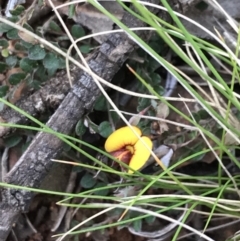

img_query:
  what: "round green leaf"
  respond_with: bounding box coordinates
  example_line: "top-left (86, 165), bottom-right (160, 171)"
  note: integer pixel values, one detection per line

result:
top-left (93, 182), bottom-right (109, 196)
top-left (1, 49), bottom-right (9, 57)
top-left (144, 215), bottom-right (156, 224)
top-left (94, 95), bottom-right (108, 111)
top-left (0, 23), bottom-right (14, 33)
top-left (4, 135), bottom-right (22, 148)
top-left (6, 28), bottom-right (19, 39)
top-left (28, 45), bottom-right (46, 60)
top-left (71, 24), bottom-right (85, 39)
top-left (132, 219), bottom-right (142, 232)
top-left (8, 72), bottom-right (27, 85)
top-left (0, 38), bottom-right (9, 48)
top-left (47, 67), bottom-right (57, 77)
top-left (75, 119), bottom-right (87, 137)
top-left (79, 45), bottom-right (91, 54)
top-left (5, 56), bottom-right (18, 67)
top-left (23, 23), bottom-right (34, 32)
top-left (20, 40), bottom-right (33, 49)
top-left (0, 62), bottom-right (8, 73)
top-left (98, 121), bottom-right (112, 138)
top-left (0, 85), bottom-right (9, 97)
top-left (150, 72), bottom-right (161, 85)
top-left (34, 65), bottom-right (47, 82)
top-left (15, 42), bottom-right (28, 51)
top-left (49, 21), bottom-right (62, 33)
top-left (80, 173), bottom-right (97, 189)
top-left (43, 53), bottom-right (60, 69)
top-left (20, 58), bottom-right (38, 72)
top-left (10, 5), bottom-right (25, 16)
top-left (57, 57), bottom-right (66, 69)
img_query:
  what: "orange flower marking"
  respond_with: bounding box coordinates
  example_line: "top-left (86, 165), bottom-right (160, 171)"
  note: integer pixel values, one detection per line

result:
top-left (105, 126), bottom-right (153, 174)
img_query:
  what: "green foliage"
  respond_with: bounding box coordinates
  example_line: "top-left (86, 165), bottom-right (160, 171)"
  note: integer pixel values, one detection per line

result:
top-left (0, 22), bottom-right (14, 33)
top-left (4, 135), bottom-right (23, 148)
top-left (28, 45), bottom-right (46, 60)
top-left (93, 182), bottom-right (109, 196)
top-left (71, 24), bottom-right (85, 39)
top-left (80, 173), bottom-right (97, 189)
top-left (98, 121), bottom-right (113, 138)
top-left (0, 3), bottom-right (94, 100)
top-left (10, 5), bottom-right (25, 16)
top-left (0, 86), bottom-right (9, 97)
top-left (79, 44), bottom-right (91, 54)
top-left (49, 21), bottom-right (62, 33)
top-left (0, 38), bottom-right (9, 48)
top-left (8, 72), bottom-right (27, 85)
top-left (132, 219), bottom-right (142, 232)
top-left (75, 119), bottom-right (87, 137)
top-left (6, 28), bottom-right (19, 39)
top-left (43, 53), bottom-right (60, 70)
top-left (5, 56), bottom-right (18, 67)
top-left (20, 58), bottom-right (38, 72)
top-left (0, 62), bottom-right (8, 73)
top-left (94, 95), bottom-right (108, 111)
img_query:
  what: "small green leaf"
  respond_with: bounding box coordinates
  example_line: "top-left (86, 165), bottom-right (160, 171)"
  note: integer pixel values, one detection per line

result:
top-left (58, 57), bottom-right (66, 69)
top-left (132, 219), bottom-right (142, 232)
top-left (153, 85), bottom-right (164, 95)
top-left (34, 65), bottom-right (47, 82)
top-left (10, 5), bottom-right (25, 16)
top-left (150, 72), bottom-right (161, 84)
top-left (7, 16), bottom-right (19, 23)
top-left (110, 112), bottom-right (120, 123)
top-left (0, 85), bottom-right (9, 97)
top-left (27, 79), bottom-right (41, 90)
top-left (145, 215), bottom-right (156, 224)
top-left (4, 135), bottom-right (22, 148)
top-left (47, 67), bottom-right (57, 77)
top-left (197, 109), bottom-right (210, 119)
top-left (94, 95), bottom-right (108, 111)
top-left (68, 4), bottom-right (75, 19)
top-left (7, 28), bottom-right (19, 39)
top-left (0, 23), bottom-right (14, 33)
top-left (1, 49), bottom-right (9, 57)
top-left (20, 58), bottom-right (38, 72)
top-left (75, 120), bottom-right (87, 137)
top-left (23, 23), bottom-right (34, 32)
top-left (5, 56), bottom-right (18, 67)
top-left (80, 173), bottom-right (97, 189)
top-left (49, 21), bottom-right (62, 33)
top-left (71, 24), bottom-right (85, 38)
top-left (28, 45), bottom-right (46, 60)
top-left (98, 121), bottom-right (113, 138)
top-left (20, 40), bottom-right (33, 49)
top-left (0, 62), bottom-right (8, 73)
top-left (0, 39), bottom-right (9, 48)
top-left (93, 182), bottom-right (109, 196)
top-left (14, 42), bottom-right (28, 51)
top-left (43, 53), bottom-right (60, 69)
top-left (79, 45), bottom-right (91, 54)
top-left (137, 98), bottom-right (151, 112)
top-left (8, 72), bottom-right (27, 85)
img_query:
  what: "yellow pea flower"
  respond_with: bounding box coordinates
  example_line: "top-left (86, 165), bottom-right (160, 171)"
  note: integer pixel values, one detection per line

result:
top-left (105, 126), bottom-right (153, 174)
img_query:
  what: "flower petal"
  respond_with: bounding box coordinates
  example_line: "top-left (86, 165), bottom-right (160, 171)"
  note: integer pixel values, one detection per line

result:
top-left (128, 136), bottom-right (153, 174)
top-left (104, 126), bottom-right (142, 152)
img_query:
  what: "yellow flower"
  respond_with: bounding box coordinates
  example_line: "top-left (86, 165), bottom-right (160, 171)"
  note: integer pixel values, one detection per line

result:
top-left (105, 126), bottom-right (153, 174)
